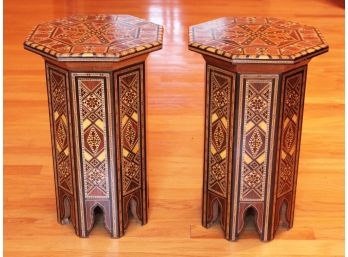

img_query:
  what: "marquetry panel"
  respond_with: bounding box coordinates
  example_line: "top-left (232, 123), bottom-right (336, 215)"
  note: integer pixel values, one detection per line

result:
top-left (239, 77), bottom-right (276, 202)
top-left (72, 73), bottom-right (113, 234)
top-left (46, 63), bottom-right (77, 231)
top-left (114, 63), bottom-right (146, 228)
top-left (207, 65), bottom-right (234, 197)
top-left (203, 64), bottom-right (235, 229)
top-left (77, 76), bottom-right (110, 199)
top-left (234, 74), bottom-right (279, 237)
top-left (272, 66), bottom-right (307, 236)
top-left (278, 69), bottom-right (305, 197)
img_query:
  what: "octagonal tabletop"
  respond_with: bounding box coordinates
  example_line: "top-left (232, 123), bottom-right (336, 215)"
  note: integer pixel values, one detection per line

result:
top-left (189, 17), bottom-right (328, 64)
top-left (24, 14), bottom-right (163, 62)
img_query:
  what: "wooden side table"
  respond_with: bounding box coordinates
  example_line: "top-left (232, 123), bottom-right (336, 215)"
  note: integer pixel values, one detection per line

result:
top-left (189, 17), bottom-right (328, 241)
top-left (24, 14), bottom-right (163, 238)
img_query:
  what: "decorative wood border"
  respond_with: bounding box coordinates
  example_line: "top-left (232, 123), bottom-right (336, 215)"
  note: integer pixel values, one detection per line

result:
top-left (114, 63), bottom-right (147, 234)
top-left (45, 62), bottom-right (79, 234)
top-left (231, 73), bottom-right (279, 240)
top-left (188, 44), bottom-right (328, 64)
top-left (270, 65), bottom-right (307, 239)
top-left (71, 72), bottom-right (117, 237)
top-left (202, 64), bottom-right (235, 234)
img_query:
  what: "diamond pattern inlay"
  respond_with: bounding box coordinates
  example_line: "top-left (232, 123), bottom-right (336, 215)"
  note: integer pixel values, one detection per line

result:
top-left (117, 66), bottom-right (143, 196)
top-left (77, 76), bottom-right (109, 199)
top-left (247, 127), bottom-right (264, 158)
top-left (56, 118), bottom-right (68, 150)
top-left (88, 168), bottom-right (106, 186)
top-left (212, 120), bottom-right (226, 152)
top-left (240, 78), bottom-right (275, 202)
top-left (85, 126), bottom-right (103, 155)
top-left (245, 169), bottom-right (263, 189)
top-left (249, 96), bottom-right (267, 112)
top-left (123, 119), bottom-right (138, 151)
top-left (83, 93), bottom-right (102, 111)
top-left (207, 65), bottom-right (234, 198)
top-left (48, 67), bottom-right (73, 194)
top-left (283, 120), bottom-right (296, 154)
top-left (277, 70), bottom-right (304, 197)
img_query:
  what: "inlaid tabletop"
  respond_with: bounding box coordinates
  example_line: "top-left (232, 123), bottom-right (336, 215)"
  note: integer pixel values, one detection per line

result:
top-left (189, 17), bottom-right (328, 64)
top-left (24, 14), bottom-right (163, 61)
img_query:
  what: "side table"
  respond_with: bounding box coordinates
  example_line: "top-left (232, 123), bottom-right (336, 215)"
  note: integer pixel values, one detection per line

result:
top-left (24, 14), bottom-right (163, 238)
top-left (189, 17), bottom-right (328, 241)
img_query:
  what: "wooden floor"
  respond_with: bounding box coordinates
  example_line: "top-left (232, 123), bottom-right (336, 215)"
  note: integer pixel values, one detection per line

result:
top-left (4, 0), bottom-right (344, 256)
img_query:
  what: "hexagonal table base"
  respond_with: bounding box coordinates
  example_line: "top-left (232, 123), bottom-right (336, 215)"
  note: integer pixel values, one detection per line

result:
top-left (45, 57), bottom-right (148, 237)
top-left (202, 56), bottom-right (309, 241)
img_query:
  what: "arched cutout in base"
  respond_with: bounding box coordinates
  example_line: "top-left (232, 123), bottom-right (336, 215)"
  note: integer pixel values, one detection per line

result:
top-left (123, 195), bottom-right (143, 230)
top-left (273, 198), bottom-right (292, 238)
top-left (61, 197), bottom-right (71, 225)
top-left (279, 200), bottom-right (290, 227)
top-left (205, 193), bottom-right (226, 232)
top-left (237, 205), bottom-right (262, 238)
top-left (207, 199), bottom-right (222, 228)
top-left (85, 204), bottom-right (113, 236)
top-left (92, 206), bottom-right (105, 226)
top-left (129, 198), bottom-right (141, 223)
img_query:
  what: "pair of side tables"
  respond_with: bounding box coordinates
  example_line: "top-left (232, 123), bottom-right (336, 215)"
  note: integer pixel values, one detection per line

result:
top-left (24, 15), bottom-right (328, 241)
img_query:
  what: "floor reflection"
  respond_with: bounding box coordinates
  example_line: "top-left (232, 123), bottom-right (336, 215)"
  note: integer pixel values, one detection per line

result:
top-left (147, 2), bottom-right (183, 44)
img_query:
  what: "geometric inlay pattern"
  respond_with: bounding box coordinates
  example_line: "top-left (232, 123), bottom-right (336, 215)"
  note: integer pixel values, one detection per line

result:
top-left (189, 17), bottom-right (328, 63)
top-left (49, 67), bottom-right (73, 194)
top-left (277, 71), bottom-right (304, 197)
top-left (117, 65), bottom-right (143, 195)
top-left (207, 65), bottom-right (234, 197)
top-left (24, 15), bottom-right (163, 61)
top-left (77, 77), bottom-right (109, 199)
top-left (240, 79), bottom-right (274, 201)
